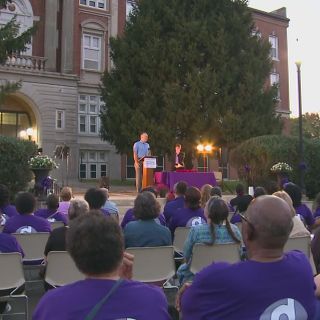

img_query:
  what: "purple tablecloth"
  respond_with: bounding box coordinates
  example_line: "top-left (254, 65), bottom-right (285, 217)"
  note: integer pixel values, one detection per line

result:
top-left (155, 171), bottom-right (217, 191)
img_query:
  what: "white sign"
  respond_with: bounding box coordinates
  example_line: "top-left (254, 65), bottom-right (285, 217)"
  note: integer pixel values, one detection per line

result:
top-left (144, 157), bottom-right (157, 169)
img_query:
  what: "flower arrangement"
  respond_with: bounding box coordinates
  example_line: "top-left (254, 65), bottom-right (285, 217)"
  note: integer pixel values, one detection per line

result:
top-left (270, 162), bottom-right (293, 174)
top-left (28, 155), bottom-right (58, 170)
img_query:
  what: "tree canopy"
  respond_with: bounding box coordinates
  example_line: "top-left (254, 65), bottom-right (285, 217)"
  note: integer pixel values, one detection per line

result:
top-left (290, 113), bottom-right (320, 140)
top-left (100, 0), bottom-right (281, 155)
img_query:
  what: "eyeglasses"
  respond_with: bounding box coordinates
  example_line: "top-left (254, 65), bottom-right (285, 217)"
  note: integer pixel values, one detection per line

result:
top-left (239, 213), bottom-right (255, 230)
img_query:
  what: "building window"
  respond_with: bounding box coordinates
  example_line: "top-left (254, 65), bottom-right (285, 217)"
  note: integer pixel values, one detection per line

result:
top-left (78, 95), bottom-right (103, 134)
top-left (79, 0), bottom-right (107, 10)
top-left (0, 111), bottom-right (31, 138)
top-left (56, 109), bottom-right (65, 129)
top-left (269, 35), bottom-right (279, 60)
top-left (82, 34), bottom-right (101, 71)
top-left (270, 73), bottom-right (280, 99)
top-left (79, 150), bottom-right (109, 179)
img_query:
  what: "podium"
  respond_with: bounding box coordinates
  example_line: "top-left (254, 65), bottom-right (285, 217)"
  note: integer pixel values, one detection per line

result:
top-left (142, 156), bottom-right (157, 189)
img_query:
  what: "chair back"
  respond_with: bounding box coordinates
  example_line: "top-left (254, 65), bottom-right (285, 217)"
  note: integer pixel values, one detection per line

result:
top-left (284, 236), bottom-right (310, 257)
top-left (50, 221), bottom-right (65, 230)
top-left (173, 227), bottom-right (190, 253)
top-left (45, 251), bottom-right (84, 287)
top-left (13, 232), bottom-right (49, 262)
top-left (190, 242), bottom-right (240, 274)
top-left (0, 225), bottom-right (3, 232)
top-left (126, 246), bottom-right (175, 283)
top-left (0, 253), bottom-right (25, 291)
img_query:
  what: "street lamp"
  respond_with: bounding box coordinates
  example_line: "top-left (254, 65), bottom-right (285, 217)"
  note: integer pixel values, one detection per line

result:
top-left (295, 60), bottom-right (305, 193)
top-left (26, 127), bottom-right (34, 141)
top-left (196, 143), bottom-right (213, 172)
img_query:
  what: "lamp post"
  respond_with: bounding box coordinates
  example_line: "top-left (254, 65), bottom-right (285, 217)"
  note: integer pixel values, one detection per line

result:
top-left (26, 127), bottom-right (34, 141)
top-left (196, 143), bottom-right (213, 172)
top-left (295, 61), bottom-right (305, 193)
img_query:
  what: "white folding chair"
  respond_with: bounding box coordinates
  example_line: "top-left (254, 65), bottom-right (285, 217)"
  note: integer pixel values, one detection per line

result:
top-left (45, 251), bottom-right (84, 288)
top-left (126, 246), bottom-right (176, 287)
top-left (190, 242), bottom-right (241, 274)
top-left (173, 227), bottom-right (190, 256)
top-left (0, 253), bottom-right (28, 319)
top-left (13, 232), bottom-right (49, 264)
top-left (284, 236), bottom-right (316, 274)
top-left (50, 221), bottom-right (65, 230)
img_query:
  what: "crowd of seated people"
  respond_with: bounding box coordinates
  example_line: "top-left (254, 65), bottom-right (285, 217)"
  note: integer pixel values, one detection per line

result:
top-left (2, 179), bottom-right (320, 319)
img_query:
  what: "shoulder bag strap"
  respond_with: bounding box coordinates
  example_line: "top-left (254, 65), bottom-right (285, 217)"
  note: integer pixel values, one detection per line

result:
top-left (84, 278), bottom-right (124, 320)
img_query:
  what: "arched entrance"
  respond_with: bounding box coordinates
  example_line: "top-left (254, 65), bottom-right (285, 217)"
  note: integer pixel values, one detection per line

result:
top-left (0, 94), bottom-right (39, 143)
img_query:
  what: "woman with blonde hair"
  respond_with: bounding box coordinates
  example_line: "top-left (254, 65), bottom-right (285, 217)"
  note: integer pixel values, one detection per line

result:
top-left (273, 191), bottom-right (309, 238)
top-left (200, 184), bottom-right (213, 208)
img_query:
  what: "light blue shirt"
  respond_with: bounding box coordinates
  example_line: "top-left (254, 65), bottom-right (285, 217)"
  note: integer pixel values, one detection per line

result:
top-left (133, 140), bottom-right (150, 159)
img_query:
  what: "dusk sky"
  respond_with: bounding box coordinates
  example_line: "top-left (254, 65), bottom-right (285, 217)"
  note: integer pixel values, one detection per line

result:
top-left (249, 0), bottom-right (320, 117)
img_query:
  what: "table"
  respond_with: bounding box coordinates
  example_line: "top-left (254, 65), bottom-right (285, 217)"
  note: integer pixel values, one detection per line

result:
top-left (155, 171), bottom-right (217, 191)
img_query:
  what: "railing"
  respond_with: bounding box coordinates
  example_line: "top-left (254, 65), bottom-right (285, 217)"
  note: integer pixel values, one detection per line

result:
top-left (4, 54), bottom-right (47, 71)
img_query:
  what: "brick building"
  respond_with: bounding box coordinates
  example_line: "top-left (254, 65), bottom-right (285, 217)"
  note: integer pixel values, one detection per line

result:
top-left (0, 1), bottom-right (290, 183)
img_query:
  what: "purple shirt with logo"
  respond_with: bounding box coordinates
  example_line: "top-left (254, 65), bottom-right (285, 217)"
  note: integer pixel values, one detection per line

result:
top-left (34, 208), bottom-right (67, 225)
top-left (295, 204), bottom-right (315, 227)
top-left (33, 278), bottom-right (170, 320)
top-left (181, 251), bottom-right (316, 320)
top-left (121, 208), bottom-right (166, 229)
top-left (0, 233), bottom-right (24, 256)
top-left (168, 207), bottom-right (206, 235)
top-left (3, 214), bottom-right (51, 234)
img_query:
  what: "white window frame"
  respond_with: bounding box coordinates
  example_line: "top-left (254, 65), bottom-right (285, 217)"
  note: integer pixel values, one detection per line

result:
top-left (79, 150), bottom-right (109, 179)
top-left (269, 35), bottom-right (279, 61)
top-left (82, 34), bottom-right (102, 71)
top-left (79, 0), bottom-right (107, 10)
top-left (55, 109), bottom-right (65, 130)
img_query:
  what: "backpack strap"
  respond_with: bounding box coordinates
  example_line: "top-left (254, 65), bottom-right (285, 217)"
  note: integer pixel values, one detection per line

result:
top-left (84, 278), bottom-right (123, 320)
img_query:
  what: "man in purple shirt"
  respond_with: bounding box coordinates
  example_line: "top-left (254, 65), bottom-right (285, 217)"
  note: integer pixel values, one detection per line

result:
top-left (3, 192), bottom-right (51, 234)
top-left (0, 184), bottom-right (18, 225)
top-left (33, 211), bottom-right (170, 320)
top-left (168, 187), bottom-right (206, 236)
top-left (178, 195), bottom-right (317, 319)
top-left (163, 181), bottom-right (187, 223)
top-left (34, 194), bottom-right (67, 224)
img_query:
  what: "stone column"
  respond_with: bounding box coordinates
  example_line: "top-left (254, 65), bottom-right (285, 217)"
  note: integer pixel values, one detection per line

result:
top-left (44, 0), bottom-right (59, 71)
top-left (61, 0), bottom-right (74, 74)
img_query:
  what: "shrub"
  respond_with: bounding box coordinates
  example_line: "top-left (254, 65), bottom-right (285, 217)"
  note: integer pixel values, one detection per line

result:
top-left (230, 135), bottom-right (320, 198)
top-left (0, 135), bottom-right (37, 197)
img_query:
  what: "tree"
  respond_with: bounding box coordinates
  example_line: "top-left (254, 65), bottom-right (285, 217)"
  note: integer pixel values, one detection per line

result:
top-left (101, 0), bottom-right (281, 156)
top-left (0, 0), bottom-right (36, 103)
top-left (290, 113), bottom-right (320, 140)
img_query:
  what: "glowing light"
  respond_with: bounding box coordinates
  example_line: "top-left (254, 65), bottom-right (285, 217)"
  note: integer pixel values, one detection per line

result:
top-left (26, 127), bottom-right (34, 136)
top-left (20, 130), bottom-right (27, 139)
top-left (204, 145), bottom-right (213, 152)
top-left (197, 144), bottom-right (204, 152)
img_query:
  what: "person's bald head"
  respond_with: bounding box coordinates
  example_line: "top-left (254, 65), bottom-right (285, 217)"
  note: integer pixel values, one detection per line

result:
top-left (244, 195), bottom-right (293, 250)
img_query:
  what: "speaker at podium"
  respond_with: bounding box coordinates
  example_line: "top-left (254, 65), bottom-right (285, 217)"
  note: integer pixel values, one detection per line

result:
top-left (142, 156), bottom-right (157, 189)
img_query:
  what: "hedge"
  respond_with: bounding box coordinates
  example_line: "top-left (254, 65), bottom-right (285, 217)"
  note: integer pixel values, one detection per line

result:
top-left (230, 135), bottom-right (320, 198)
top-left (0, 135), bottom-right (37, 197)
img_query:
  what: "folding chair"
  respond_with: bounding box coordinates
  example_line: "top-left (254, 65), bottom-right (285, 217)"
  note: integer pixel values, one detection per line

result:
top-left (13, 232), bottom-right (50, 264)
top-left (190, 242), bottom-right (241, 274)
top-left (0, 253), bottom-right (28, 319)
top-left (173, 227), bottom-right (190, 257)
top-left (284, 236), bottom-right (316, 274)
top-left (50, 221), bottom-right (65, 230)
top-left (45, 251), bottom-right (84, 288)
top-left (126, 246), bottom-right (176, 287)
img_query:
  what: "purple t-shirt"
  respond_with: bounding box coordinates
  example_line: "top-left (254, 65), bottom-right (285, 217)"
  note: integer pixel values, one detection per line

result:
top-left (168, 207), bottom-right (206, 234)
top-left (34, 208), bottom-right (67, 224)
top-left (3, 214), bottom-right (51, 234)
top-left (181, 251), bottom-right (316, 320)
top-left (121, 208), bottom-right (166, 229)
top-left (58, 201), bottom-right (70, 215)
top-left (163, 196), bottom-right (185, 223)
top-left (296, 204), bottom-right (315, 227)
top-left (0, 233), bottom-right (24, 256)
top-left (0, 204), bottom-right (18, 217)
top-left (33, 278), bottom-right (170, 320)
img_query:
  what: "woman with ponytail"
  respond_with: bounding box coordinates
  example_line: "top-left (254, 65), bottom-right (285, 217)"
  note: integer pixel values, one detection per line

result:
top-left (177, 197), bottom-right (242, 285)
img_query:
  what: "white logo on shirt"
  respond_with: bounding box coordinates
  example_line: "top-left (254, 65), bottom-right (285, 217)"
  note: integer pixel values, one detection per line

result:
top-left (16, 226), bottom-right (37, 233)
top-left (260, 298), bottom-right (308, 320)
top-left (186, 216), bottom-right (206, 227)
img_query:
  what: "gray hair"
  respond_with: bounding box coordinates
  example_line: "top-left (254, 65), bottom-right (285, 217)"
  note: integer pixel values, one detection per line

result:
top-left (68, 199), bottom-right (89, 221)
